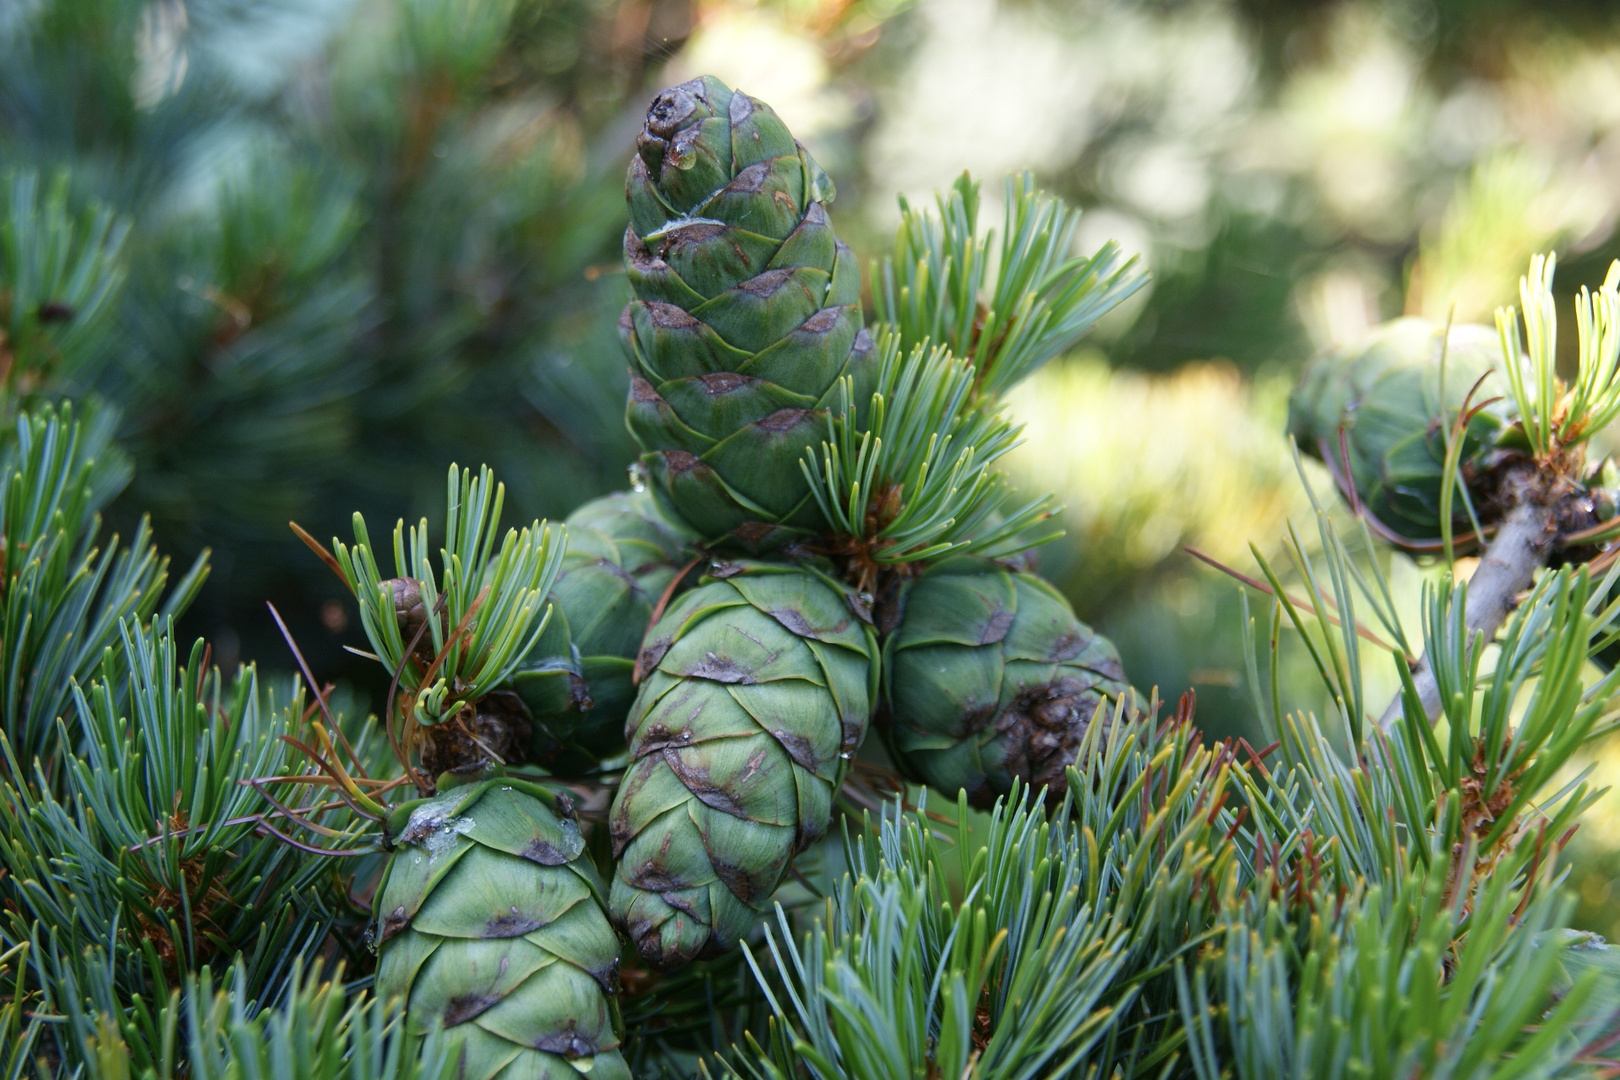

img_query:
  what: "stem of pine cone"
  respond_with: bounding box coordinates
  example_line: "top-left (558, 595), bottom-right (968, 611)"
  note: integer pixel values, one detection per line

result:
top-left (1376, 469), bottom-right (1557, 731)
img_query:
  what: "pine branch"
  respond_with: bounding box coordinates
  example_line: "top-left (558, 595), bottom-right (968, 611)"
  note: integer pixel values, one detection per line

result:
top-left (1382, 255), bottom-right (1620, 727)
top-left (0, 403), bottom-right (208, 766)
top-left (733, 791), bottom-right (1133, 1080)
top-left (0, 619), bottom-right (369, 1071)
top-left (64, 960), bottom-right (456, 1080)
top-left (0, 941), bottom-right (41, 1080)
top-left (873, 172), bottom-right (1145, 401)
top-left (324, 463), bottom-right (564, 730)
top-left (1378, 477), bottom-right (1556, 729)
top-left (1203, 564), bottom-right (1620, 1075)
top-left (801, 330), bottom-right (1059, 572)
top-left (1179, 854), bottom-right (1609, 1080)
top-left (0, 169), bottom-right (128, 403)
top-left (729, 695), bottom-right (1238, 1080)
top-left (1230, 479), bottom-right (1619, 895)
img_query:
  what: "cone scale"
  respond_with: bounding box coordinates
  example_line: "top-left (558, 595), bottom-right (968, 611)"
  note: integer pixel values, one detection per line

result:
top-left (1287, 318), bottom-right (1511, 542)
top-left (882, 557), bottom-right (1128, 809)
top-left (607, 561), bottom-right (879, 968)
top-left (621, 76), bottom-right (877, 552)
top-left (374, 778), bottom-right (630, 1079)
top-left (508, 490), bottom-right (697, 774)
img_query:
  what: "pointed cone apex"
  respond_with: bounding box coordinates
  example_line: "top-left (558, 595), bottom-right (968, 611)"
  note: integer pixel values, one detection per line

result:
top-left (622, 76), bottom-right (859, 553)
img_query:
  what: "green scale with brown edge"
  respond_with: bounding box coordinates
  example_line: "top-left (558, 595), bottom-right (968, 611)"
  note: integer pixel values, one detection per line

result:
top-left (374, 776), bottom-right (630, 1079)
top-left (881, 557), bottom-right (1128, 809)
top-left (1287, 318), bottom-right (1514, 544)
top-left (621, 75), bottom-right (877, 552)
top-left (607, 560), bottom-right (879, 968)
top-left (508, 490), bottom-right (697, 776)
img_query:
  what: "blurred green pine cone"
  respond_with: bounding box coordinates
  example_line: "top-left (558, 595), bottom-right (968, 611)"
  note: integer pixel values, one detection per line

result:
top-left (621, 76), bottom-right (876, 553)
top-left (374, 778), bottom-right (629, 1080)
top-left (508, 490), bottom-right (697, 775)
top-left (1287, 318), bottom-right (1514, 542)
top-left (881, 557), bottom-right (1128, 809)
top-left (608, 560), bottom-right (879, 969)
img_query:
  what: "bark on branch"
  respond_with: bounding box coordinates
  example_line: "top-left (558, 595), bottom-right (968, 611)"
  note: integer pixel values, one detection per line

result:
top-left (1375, 470), bottom-right (1558, 730)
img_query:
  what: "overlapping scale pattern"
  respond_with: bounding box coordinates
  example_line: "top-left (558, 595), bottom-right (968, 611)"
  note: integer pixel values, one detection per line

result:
top-left (1287, 318), bottom-right (1513, 542)
top-left (621, 76), bottom-right (877, 552)
top-left (882, 557), bottom-right (1128, 809)
top-left (374, 779), bottom-right (629, 1080)
top-left (508, 490), bottom-right (696, 775)
top-left (607, 562), bottom-right (879, 968)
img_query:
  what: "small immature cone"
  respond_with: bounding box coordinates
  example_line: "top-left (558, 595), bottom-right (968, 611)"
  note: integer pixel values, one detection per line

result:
top-left (882, 557), bottom-right (1127, 809)
top-left (507, 490), bottom-right (697, 774)
top-left (608, 561), bottom-right (879, 968)
top-left (374, 778), bottom-right (629, 1080)
top-left (1287, 318), bottom-right (1511, 542)
top-left (621, 75), bottom-right (877, 552)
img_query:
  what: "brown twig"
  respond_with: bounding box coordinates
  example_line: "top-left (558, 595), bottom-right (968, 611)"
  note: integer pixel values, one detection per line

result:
top-left (253, 817), bottom-right (375, 858)
top-left (1376, 467), bottom-right (1558, 730)
top-left (268, 603), bottom-right (345, 736)
top-left (126, 798), bottom-right (357, 851)
top-left (385, 589), bottom-right (452, 794)
top-left (245, 778), bottom-right (363, 840)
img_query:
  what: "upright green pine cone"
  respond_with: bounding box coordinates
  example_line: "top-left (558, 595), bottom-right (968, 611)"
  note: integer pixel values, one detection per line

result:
top-left (609, 561), bottom-right (879, 968)
top-left (509, 490), bottom-right (697, 774)
top-left (1287, 318), bottom-right (1513, 542)
top-left (882, 558), bottom-right (1128, 809)
top-left (622, 76), bottom-right (876, 552)
top-left (374, 778), bottom-right (629, 1080)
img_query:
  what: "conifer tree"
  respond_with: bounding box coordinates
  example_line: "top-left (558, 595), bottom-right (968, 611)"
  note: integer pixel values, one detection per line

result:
top-left (6, 20), bottom-right (1620, 1080)
top-left (0, 0), bottom-right (654, 677)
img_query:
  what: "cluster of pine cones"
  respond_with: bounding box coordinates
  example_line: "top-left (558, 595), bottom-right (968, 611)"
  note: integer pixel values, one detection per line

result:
top-left (367, 77), bottom-right (1127, 1079)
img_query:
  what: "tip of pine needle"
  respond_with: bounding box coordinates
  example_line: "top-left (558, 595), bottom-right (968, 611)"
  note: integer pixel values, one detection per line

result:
top-left (290, 521), bottom-right (348, 586)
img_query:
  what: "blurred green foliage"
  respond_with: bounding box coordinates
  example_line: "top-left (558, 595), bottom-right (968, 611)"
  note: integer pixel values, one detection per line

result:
top-left (0, 0), bottom-right (685, 686)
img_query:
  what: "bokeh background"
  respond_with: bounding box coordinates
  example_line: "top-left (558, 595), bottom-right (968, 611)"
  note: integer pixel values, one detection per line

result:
top-left (10, 0), bottom-right (1620, 931)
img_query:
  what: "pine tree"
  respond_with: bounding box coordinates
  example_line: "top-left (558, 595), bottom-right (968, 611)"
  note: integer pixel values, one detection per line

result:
top-left (7, 27), bottom-right (1620, 1080)
top-left (0, 0), bottom-right (657, 683)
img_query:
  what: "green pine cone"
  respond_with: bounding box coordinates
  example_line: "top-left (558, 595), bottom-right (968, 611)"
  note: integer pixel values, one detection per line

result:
top-left (508, 490), bottom-right (697, 774)
top-left (621, 75), bottom-right (877, 552)
top-left (1287, 317), bottom-right (1513, 541)
top-left (608, 561), bottom-right (880, 968)
top-left (374, 778), bottom-right (630, 1080)
top-left (882, 557), bottom-right (1128, 809)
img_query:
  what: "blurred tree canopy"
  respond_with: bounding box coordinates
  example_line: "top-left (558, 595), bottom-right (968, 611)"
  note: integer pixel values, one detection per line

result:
top-left (1, 0), bottom-right (688, 682)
